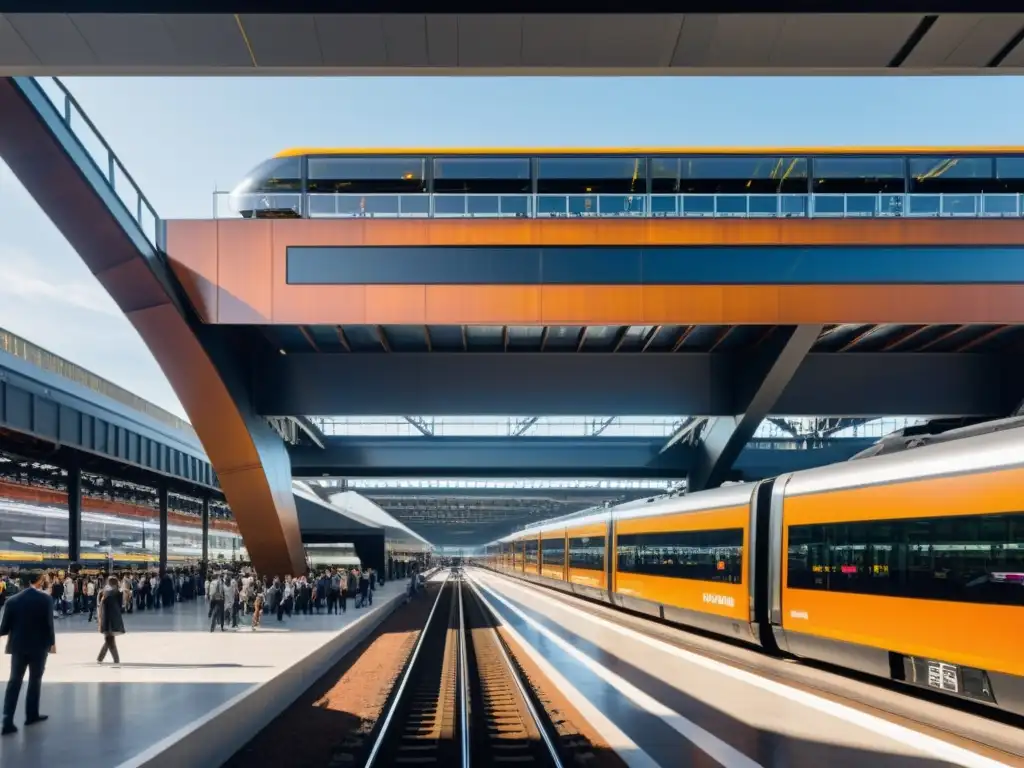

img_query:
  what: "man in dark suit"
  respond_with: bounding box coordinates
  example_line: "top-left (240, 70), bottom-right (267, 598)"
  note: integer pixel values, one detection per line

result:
top-left (0, 570), bottom-right (55, 736)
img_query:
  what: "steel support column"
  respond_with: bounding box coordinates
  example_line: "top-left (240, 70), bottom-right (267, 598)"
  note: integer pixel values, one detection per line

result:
top-left (158, 483), bottom-right (168, 577)
top-left (66, 455), bottom-right (82, 564)
top-left (201, 495), bottom-right (210, 580)
top-left (689, 324), bottom-right (824, 492)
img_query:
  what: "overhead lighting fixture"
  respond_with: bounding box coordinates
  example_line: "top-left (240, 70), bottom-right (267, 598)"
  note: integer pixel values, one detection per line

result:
top-left (279, 349), bottom-right (287, 355)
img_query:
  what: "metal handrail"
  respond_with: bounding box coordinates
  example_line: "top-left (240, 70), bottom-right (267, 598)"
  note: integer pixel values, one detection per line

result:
top-left (212, 190), bottom-right (1024, 221)
top-left (33, 77), bottom-right (162, 248)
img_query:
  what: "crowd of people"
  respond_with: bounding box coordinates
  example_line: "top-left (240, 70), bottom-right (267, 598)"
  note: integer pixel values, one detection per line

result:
top-left (0, 556), bottom-right (429, 735)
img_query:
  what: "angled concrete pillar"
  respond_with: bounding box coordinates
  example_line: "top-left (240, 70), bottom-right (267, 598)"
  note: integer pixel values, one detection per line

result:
top-left (0, 77), bottom-right (306, 578)
top-left (689, 325), bottom-right (824, 492)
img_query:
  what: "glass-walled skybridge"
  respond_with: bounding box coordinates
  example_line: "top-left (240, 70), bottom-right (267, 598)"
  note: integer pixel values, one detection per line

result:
top-left (216, 191), bottom-right (1024, 220)
top-left (214, 151), bottom-right (1024, 221)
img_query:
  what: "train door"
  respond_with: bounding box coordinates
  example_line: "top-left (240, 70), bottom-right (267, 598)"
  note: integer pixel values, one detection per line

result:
top-left (563, 531), bottom-right (569, 581)
top-left (605, 515), bottom-right (616, 595)
top-left (767, 474), bottom-right (793, 653)
top-left (749, 478), bottom-right (779, 651)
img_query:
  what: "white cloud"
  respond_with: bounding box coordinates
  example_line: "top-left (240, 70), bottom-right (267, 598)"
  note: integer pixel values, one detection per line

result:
top-left (0, 214), bottom-right (189, 422)
top-left (0, 244), bottom-right (122, 318)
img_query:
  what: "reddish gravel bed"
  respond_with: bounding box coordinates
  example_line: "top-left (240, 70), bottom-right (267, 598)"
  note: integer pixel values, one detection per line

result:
top-left (223, 583), bottom-right (442, 768)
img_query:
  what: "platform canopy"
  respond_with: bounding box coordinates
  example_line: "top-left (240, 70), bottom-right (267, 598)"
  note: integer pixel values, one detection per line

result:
top-left (1, 8), bottom-right (1023, 75)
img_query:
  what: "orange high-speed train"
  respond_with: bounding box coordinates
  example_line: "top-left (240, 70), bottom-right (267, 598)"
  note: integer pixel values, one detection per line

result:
top-left (483, 422), bottom-right (1024, 717)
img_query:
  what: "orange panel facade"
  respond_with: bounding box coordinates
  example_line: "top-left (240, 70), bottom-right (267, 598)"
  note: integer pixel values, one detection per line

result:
top-left (164, 218), bottom-right (1024, 326)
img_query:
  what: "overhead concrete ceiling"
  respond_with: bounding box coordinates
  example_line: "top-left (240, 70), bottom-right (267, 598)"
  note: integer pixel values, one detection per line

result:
top-left (1, 13), bottom-right (1023, 74)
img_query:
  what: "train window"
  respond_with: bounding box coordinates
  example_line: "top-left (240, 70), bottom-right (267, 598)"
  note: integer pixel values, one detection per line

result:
top-left (908, 157), bottom-right (994, 195)
top-left (569, 535), bottom-right (606, 571)
top-left (616, 528), bottom-right (743, 584)
top-left (787, 512), bottom-right (1024, 606)
top-left (536, 157), bottom-right (647, 195)
top-left (307, 156), bottom-right (427, 194)
top-left (650, 156), bottom-right (808, 195)
top-left (995, 157), bottom-right (1024, 194)
top-left (433, 157), bottom-right (531, 194)
top-left (233, 157), bottom-right (302, 194)
top-left (523, 538), bottom-right (539, 565)
top-left (541, 538), bottom-right (565, 566)
top-left (811, 156), bottom-right (905, 194)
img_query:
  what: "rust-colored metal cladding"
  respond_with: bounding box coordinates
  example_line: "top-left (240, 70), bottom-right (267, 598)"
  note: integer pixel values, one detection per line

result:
top-left (163, 218), bottom-right (1024, 326)
top-left (128, 305), bottom-right (306, 577)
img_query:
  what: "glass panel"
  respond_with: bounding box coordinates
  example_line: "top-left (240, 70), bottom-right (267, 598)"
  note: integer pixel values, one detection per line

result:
top-left (616, 528), bottom-right (744, 583)
top-left (523, 538), bottom-right (539, 565)
top-left (232, 157), bottom-right (302, 194)
top-left (537, 157), bottom-right (647, 194)
top-left (909, 157), bottom-right (994, 194)
top-left (651, 156), bottom-right (808, 194)
top-left (541, 538), bottom-right (565, 566)
top-left (569, 536), bottom-right (605, 571)
top-left (995, 157), bottom-right (1024, 194)
top-left (787, 512), bottom-right (1024, 606)
top-left (812, 156), bottom-right (905, 194)
top-left (307, 156), bottom-right (426, 194)
top-left (433, 157), bottom-right (531, 194)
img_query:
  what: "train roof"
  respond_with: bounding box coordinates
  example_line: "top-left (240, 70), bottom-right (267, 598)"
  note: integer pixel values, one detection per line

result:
top-left (274, 146), bottom-right (1024, 158)
top-left (784, 420), bottom-right (1024, 498)
top-left (500, 482), bottom-right (755, 543)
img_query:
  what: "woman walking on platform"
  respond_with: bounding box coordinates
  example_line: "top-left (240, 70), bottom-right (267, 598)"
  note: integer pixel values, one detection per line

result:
top-left (96, 576), bottom-right (125, 664)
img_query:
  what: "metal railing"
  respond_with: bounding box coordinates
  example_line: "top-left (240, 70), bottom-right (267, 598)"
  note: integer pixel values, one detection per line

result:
top-left (0, 327), bottom-right (196, 437)
top-left (213, 190), bottom-right (1024, 221)
top-left (33, 77), bottom-right (161, 247)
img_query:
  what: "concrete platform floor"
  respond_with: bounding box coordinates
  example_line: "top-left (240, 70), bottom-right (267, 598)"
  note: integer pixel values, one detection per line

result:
top-left (0, 580), bottom-right (409, 768)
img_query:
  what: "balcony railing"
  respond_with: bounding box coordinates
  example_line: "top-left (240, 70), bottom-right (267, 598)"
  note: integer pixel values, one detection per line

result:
top-left (213, 191), bottom-right (1024, 220)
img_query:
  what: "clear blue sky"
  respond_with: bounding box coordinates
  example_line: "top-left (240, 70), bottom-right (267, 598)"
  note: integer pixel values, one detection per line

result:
top-left (1, 76), bottom-right (1024, 418)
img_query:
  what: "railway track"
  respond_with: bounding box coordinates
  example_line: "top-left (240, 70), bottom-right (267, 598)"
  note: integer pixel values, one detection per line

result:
top-left (366, 569), bottom-right (567, 768)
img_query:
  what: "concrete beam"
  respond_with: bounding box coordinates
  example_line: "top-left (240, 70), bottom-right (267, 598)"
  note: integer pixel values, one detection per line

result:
top-left (257, 351), bottom-right (1005, 417)
top-left (288, 434), bottom-right (874, 479)
top-left (689, 325), bottom-right (823, 491)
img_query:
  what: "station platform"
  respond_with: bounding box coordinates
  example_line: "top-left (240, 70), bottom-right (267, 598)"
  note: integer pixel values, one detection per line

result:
top-left (0, 579), bottom-right (410, 768)
top-left (467, 568), bottom-right (1023, 768)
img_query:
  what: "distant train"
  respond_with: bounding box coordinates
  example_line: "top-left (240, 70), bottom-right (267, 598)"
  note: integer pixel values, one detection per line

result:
top-left (482, 421), bottom-right (1024, 718)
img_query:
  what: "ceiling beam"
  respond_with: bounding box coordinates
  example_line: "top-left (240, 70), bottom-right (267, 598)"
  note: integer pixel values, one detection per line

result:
top-left (289, 434), bottom-right (877, 479)
top-left (689, 325), bottom-right (823, 492)
top-left (256, 351), bottom-right (1006, 417)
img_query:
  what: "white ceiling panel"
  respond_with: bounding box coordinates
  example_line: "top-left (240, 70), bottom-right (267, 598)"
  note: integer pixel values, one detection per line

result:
top-left (315, 14), bottom-right (387, 67)
top-left (582, 15), bottom-right (683, 68)
top-left (383, 15), bottom-right (429, 67)
top-left (905, 14), bottom-right (1024, 68)
top-left (69, 14), bottom-right (180, 67)
top-left (670, 15), bottom-right (716, 67)
top-left (0, 15), bottom-right (39, 66)
top-left (769, 14), bottom-right (923, 68)
top-left (6, 13), bottom-right (96, 67)
top-left (425, 15), bottom-right (458, 67)
top-left (160, 14), bottom-right (253, 68)
top-left (697, 15), bottom-right (787, 68)
top-left (238, 14), bottom-right (322, 68)
top-left (521, 15), bottom-right (588, 67)
top-left (457, 15), bottom-right (523, 68)
top-left (1, 12), bottom-right (1024, 73)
